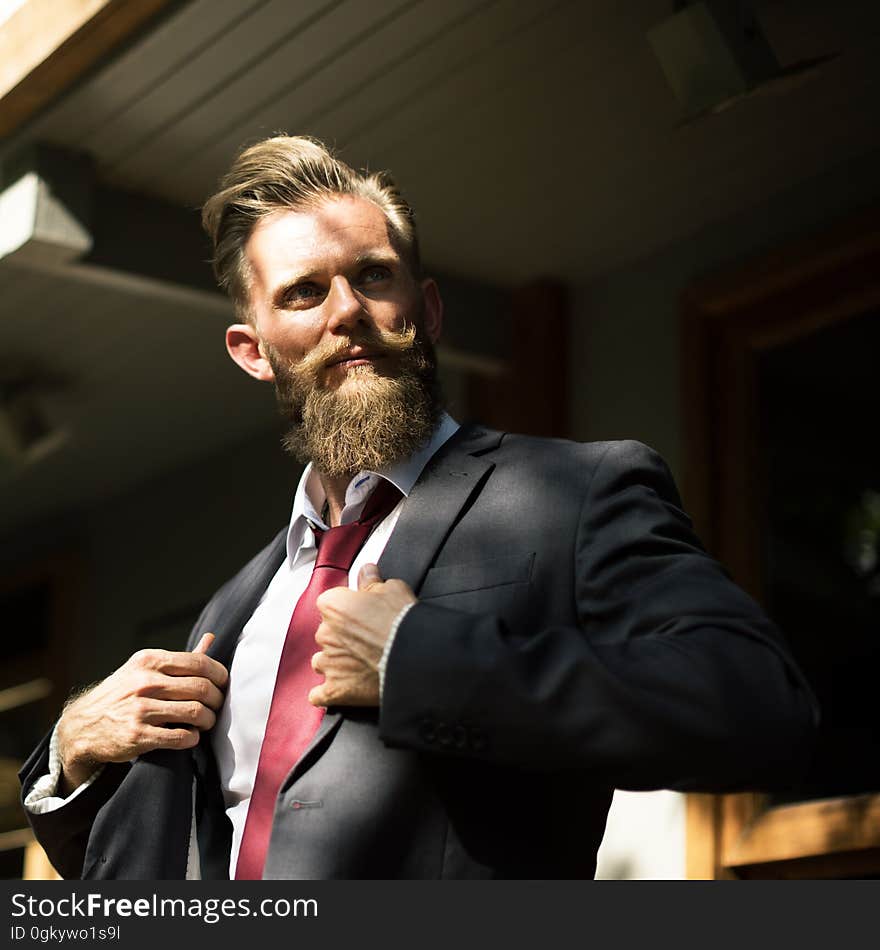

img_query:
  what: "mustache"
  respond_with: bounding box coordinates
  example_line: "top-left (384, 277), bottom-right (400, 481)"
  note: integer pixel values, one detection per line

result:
top-left (281, 324), bottom-right (421, 385)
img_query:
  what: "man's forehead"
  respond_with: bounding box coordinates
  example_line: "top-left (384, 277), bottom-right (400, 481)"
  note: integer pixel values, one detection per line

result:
top-left (247, 196), bottom-right (398, 267)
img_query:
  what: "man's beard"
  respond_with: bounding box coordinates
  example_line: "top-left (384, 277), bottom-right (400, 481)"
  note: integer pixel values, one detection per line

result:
top-left (263, 321), bottom-right (443, 479)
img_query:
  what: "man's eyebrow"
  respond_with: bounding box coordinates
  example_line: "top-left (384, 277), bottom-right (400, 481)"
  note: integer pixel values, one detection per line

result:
top-left (353, 250), bottom-right (399, 267)
top-left (269, 272), bottom-right (319, 306)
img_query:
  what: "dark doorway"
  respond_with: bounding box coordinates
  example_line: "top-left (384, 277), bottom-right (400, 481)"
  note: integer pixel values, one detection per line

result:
top-left (759, 309), bottom-right (880, 802)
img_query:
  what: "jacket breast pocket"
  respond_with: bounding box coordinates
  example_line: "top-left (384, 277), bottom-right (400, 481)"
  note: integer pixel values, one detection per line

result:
top-left (418, 552), bottom-right (535, 601)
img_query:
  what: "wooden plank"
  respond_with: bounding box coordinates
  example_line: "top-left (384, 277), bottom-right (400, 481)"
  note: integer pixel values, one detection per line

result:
top-left (735, 847), bottom-right (880, 880)
top-left (685, 793), bottom-right (720, 879)
top-left (109, 0), bottom-right (416, 189)
top-left (306, 0), bottom-right (550, 150)
top-left (23, 840), bottom-right (61, 880)
top-left (726, 795), bottom-right (880, 868)
top-left (153, 0), bottom-right (607, 204)
top-left (343, 0), bottom-right (612, 160)
top-left (86, 0), bottom-right (337, 162)
top-left (0, 827), bottom-right (34, 851)
top-left (0, 0), bottom-right (110, 101)
top-left (29, 0), bottom-right (266, 145)
top-left (1, 820), bottom-right (59, 883)
top-left (0, 677), bottom-right (52, 713)
top-left (0, 0), bottom-right (176, 138)
top-left (198, 0), bottom-right (487, 160)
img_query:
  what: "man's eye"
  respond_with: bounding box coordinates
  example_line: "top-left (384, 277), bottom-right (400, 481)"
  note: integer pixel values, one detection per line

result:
top-left (359, 266), bottom-right (391, 284)
top-left (284, 284), bottom-right (320, 305)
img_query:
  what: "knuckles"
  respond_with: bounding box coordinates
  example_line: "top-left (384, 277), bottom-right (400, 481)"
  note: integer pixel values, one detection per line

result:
top-left (130, 670), bottom-right (158, 696)
top-left (192, 678), bottom-right (214, 704)
top-left (128, 696), bottom-right (150, 720)
top-left (166, 728), bottom-right (198, 749)
top-left (125, 722), bottom-right (145, 746)
top-left (128, 648), bottom-right (168, 670)
top-left (314, 625), bottom-right (330, 647)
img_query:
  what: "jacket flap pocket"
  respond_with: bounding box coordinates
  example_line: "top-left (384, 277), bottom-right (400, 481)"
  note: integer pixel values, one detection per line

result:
top-left (418, 552), bottom-right (535, 599)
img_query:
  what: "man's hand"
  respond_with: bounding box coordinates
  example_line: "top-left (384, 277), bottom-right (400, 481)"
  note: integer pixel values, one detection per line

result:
top-left (55, 633), bottom-right (228, 795)
top-left (309, 564), bottom-right (416, 708)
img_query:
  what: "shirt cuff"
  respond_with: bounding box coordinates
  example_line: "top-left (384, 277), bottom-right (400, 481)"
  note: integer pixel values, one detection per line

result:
top-left (23, 725), bottom-right (104, 815)
top-left (378, 601), bottom-right (416, 701)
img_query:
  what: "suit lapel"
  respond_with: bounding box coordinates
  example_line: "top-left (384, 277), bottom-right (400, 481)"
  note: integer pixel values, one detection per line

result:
top-left (378, 423), bottom-right (501, 593)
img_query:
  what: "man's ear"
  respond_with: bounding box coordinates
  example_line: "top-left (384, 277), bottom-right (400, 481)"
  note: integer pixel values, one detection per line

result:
top-left (420, 278), bottom-right (443, 344)
top-left (226, 323), bottom-right (275, 381)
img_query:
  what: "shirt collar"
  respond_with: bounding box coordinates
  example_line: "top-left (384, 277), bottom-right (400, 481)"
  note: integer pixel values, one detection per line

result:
top-left (286, 412), bottom-right (460, 560)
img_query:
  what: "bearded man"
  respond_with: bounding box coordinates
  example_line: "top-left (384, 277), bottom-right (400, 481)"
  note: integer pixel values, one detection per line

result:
top-left (20, 136), bottom-right (817, 880)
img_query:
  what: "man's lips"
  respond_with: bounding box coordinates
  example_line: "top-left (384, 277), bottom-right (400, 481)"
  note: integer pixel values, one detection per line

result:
top-left (326, 347), bottom-right (383, 369)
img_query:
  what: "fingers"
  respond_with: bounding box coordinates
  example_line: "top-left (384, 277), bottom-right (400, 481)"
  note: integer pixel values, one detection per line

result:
top-left (128, 648), bottom-right (228, 689)
top-left (137, 674), bottom-right (225, 711)
top-left (140, 698), bottom-right (217, 730)
top-left (135, 724), bottom-right (202, 752)
top-left (314, 623), bottom-right (332, 649)
top-left (193, 632), bottom-right (215, 654)
top-left (317, 578), bottom-right (416, 618)
top-left (308, 680), bottom-right (373, 708)
top-left (315, 585), bottom-right (354, 618)
top-left (357, 562), bottom-right (382, 589)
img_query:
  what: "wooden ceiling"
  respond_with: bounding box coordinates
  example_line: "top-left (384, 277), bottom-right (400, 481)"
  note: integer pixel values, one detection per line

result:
top-left (5, 0), bottom-right (879, 285)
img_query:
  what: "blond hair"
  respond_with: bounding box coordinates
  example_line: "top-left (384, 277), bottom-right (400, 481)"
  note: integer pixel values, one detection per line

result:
top-left (201, 135), bottom-right (421, 321)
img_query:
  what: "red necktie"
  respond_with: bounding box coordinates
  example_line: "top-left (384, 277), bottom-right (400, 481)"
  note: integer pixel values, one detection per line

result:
top-left (234, 478), bottom-right (402, 879)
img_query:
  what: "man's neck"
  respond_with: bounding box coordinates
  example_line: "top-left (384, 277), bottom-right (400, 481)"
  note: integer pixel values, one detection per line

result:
top-left (319, 472), bottom-right (356, 527)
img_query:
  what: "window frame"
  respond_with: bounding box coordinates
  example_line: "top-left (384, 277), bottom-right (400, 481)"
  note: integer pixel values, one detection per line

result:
top-left (681, 207), bottom-right (880, 879)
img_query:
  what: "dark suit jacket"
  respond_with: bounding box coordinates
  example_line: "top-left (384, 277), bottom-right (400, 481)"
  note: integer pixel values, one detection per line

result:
top-left (20, 426), bottom-right (817, 878)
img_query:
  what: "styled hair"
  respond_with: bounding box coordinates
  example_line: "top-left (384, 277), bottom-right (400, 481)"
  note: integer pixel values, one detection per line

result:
top-left (201, 135), bottom-right (421, 321)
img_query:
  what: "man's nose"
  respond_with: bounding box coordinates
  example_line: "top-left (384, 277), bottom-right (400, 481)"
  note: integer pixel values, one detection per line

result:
top-left (326, 276), bottom-right (366, 333)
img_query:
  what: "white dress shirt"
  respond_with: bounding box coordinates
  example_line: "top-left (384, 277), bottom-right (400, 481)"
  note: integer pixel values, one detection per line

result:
top-left (25, 414), bottom-right (459, 881)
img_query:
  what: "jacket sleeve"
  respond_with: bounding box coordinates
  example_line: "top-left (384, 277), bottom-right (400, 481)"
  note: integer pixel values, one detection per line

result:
top-left (18, 730), bottom-right (130, 879)
top-left (378, 440), bottom-right (818, 793)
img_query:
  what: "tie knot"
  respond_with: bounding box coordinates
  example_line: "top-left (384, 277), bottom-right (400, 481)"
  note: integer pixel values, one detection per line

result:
top-left (314, 479), bottom-right (402, 571)
top-left (359, 477), bottom-right (403, 525)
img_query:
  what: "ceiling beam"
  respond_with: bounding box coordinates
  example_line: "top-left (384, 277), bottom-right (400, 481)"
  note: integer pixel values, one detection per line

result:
top-left (0, 144), bottom-right (94, 266)
top-left (0, 0), bottom-right (179, 138)
top-left (0, 142), bottom-right (220, 294)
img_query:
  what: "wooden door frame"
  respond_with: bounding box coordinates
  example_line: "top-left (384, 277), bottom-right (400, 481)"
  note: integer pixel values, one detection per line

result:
top-left (681, 206), bottom-right (880, 879)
